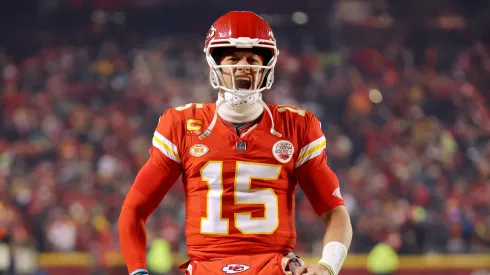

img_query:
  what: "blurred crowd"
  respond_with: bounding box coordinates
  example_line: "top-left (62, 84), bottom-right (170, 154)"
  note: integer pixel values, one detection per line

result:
top-left (0, 28), bottom-right (489, 270)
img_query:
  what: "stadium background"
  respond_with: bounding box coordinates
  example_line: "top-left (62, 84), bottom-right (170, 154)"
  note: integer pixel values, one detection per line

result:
top-left (0, 0), bottom-right (489, 274)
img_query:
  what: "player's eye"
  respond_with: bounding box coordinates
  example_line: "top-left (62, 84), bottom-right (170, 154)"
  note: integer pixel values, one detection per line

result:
top-left (248, 56), bottom-right (262, 64)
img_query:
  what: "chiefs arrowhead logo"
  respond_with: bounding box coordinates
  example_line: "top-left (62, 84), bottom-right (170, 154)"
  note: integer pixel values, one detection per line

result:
top-left (332, 187), bottom-right (342, 199)
top-left (206, 25), bottom-right (216, 43)
top-left (222, 264), bottom-right (250, 274)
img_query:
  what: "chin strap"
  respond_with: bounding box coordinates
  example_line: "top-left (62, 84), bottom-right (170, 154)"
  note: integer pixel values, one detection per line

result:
top-left (199, 99), bottom-right (225, 140)
top-left (258, 98), bottom-right (282, 137)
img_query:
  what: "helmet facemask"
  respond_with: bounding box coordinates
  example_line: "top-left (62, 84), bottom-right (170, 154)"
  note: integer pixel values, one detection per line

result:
top-left (205, 39), bottom-right (277, 108)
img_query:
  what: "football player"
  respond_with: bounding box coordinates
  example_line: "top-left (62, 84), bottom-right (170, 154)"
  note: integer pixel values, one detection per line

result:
top-left (118, 11), bottom-right (352, 275)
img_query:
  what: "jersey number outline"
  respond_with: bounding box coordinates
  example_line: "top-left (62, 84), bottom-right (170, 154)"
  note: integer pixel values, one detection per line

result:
top-left (277, 104), bottom-right (306, 116)
top-left (175, 103), bottom-right (203, 111)
top-left (200, 161), bottom-right (281, 235)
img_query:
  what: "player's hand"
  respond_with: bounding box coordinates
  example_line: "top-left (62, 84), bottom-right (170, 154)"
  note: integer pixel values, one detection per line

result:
top-left (294, 263), bottom-right (333, 275)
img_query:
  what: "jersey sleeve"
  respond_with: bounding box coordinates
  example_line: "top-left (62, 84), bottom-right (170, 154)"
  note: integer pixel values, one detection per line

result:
top-left (295, 113), bottom-right (345, 216)
top-left (150, 108), bottom-right (183, 169)
top-left (119, 109), bottom-right (184, 274)
top-left (119, 160), bottom-right (181, 274)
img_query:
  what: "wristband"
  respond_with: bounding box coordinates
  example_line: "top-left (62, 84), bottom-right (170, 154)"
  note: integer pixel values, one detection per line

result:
top-left (318, 241), bottom-right (347, 275)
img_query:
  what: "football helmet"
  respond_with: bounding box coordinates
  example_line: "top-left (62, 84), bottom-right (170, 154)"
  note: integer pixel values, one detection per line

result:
top-left (204, 11), bottom-right (279, 107)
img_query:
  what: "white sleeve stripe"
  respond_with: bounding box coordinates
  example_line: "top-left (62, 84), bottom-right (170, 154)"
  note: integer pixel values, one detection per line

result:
top-left (152, 138), bottom-right (181, 163)
top-left (298, 136), bottom-right (326, 158)
top-left (295, 144), bottom-right (325, 167)
top-left (152, 132), bottom-right (181, 163)
top-left (154, 131), bottom-right (179, 154)
top-left (295, 136), bottom-right (326, 168)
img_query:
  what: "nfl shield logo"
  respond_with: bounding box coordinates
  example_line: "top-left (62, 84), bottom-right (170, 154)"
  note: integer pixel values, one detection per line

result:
top-left (236, 141), bottom-right (247, 152)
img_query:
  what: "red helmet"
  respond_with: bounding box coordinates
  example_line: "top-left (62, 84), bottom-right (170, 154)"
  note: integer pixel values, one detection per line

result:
top-left (204, 11), bottom-right (279, 101)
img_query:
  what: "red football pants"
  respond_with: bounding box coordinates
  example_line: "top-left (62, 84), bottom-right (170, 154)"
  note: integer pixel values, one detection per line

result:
top-left (185, 253), bottom-right (301, 275)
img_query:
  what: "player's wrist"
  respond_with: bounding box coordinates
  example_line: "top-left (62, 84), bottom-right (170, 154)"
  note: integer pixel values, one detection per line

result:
top-left (130, 269), bottom-right (149, 275)
top-left (318, 261), bottom-right (335, 275)
top-left (317, 241), bottom-right (347, 275)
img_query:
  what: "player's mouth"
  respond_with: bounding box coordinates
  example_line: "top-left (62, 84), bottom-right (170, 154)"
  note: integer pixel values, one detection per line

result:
top-left (235, 76), bottom-right (252, 90)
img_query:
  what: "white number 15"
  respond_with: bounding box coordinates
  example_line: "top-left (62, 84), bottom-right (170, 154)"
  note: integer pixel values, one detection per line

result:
top-left (200, 161), bottom-right (281, 235)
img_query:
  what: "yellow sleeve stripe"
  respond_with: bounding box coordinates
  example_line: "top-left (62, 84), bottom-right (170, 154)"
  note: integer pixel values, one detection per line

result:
top-left (295, 136), bottom-right (326, 168)
top-left (152, 131), bottom-right (181, 163)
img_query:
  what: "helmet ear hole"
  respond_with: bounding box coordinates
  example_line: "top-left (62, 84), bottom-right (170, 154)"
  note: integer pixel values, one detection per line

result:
top-left (265, 70), bottom-right (274, 88)
top-left (210, 69), bottom-right (220, 89)
top-left (258, 68), bottom-right (274, 89)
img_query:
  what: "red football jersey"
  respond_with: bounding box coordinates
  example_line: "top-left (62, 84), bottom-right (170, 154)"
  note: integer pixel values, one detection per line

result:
top-left (150, 102), bottom-right (344, 260)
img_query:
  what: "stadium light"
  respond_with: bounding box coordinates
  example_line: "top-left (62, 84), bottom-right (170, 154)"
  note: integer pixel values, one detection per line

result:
top-left (292, 11), bottom-right (308, 25)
